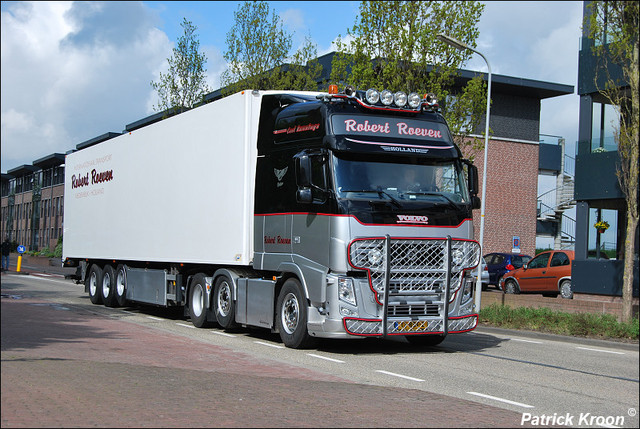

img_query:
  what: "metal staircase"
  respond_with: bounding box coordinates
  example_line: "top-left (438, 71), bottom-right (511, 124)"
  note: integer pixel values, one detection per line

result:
top-left (537, 139), bottom-right (576, 249)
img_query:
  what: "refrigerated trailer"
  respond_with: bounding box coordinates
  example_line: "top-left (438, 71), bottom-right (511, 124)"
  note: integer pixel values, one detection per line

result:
top-left (63, 87), bottom-right (482, 348)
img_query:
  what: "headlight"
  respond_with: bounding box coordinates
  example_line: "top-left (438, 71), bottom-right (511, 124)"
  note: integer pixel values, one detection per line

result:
top-left (394, 91), bottom-right (407, 107)
top-left (408, 92), bottom-right (421, 108)
top-left (380, 90), bottom-right (393, 106)
top-left (451, 248), bottom-right (465, 266)
top-left (367, 248), bottom-right (383, 265)
top-left (365, 88), bottom-right (380, 104)
top-left (338, 278), bottom-right (357, 306)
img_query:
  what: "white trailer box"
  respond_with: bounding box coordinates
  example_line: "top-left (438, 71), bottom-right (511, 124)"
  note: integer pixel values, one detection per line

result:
top-left (63, 91), bottom-right (261, 265)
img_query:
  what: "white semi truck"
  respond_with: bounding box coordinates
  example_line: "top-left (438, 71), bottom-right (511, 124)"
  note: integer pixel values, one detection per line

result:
top-left (63, 87), bottom-right (482, 348)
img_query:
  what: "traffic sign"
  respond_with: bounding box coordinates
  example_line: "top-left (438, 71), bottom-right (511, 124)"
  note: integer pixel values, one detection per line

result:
top-left (17, 245), bottom-right (26, 254)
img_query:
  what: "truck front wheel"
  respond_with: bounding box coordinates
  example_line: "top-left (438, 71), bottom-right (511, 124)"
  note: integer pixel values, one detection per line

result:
top-left (214, 275), bottom-right (236, 329)
top-left (87, 264), bottom-right (103, 305)
top-left (189, 273), bottom-right (210, 328)
top-left (276, 278), bottom-right (317, 349)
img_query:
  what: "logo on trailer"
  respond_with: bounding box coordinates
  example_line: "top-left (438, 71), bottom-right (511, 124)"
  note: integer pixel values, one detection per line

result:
top-left (397, 215), bottom-right (429, 225)
top-left (274, 167), bottom-right (288, 187)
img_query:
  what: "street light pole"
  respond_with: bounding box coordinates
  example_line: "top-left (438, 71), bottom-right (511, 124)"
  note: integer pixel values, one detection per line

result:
top-left (437, 33), bottom-right (492, 313)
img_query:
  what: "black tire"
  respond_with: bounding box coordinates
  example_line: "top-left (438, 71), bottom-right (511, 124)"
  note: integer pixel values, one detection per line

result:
top-left (214, 275), bottom-right (237, 329)
top-left (189, 273), bottom-right (210, 328)
top-left (559, 280), bottom-right (573, 299)
top-left (87, 264), bottom-right (103, 305)
top-left (115, 264), bottom-right (128, 307)
top-left (405, 334), bottom-right (446, 347)
top-left (101, 265), bottom-right (118, 307)
top-left (504, 279), bottom-right (519, 294)
top-left (276, 278), bottom-right (317, 349)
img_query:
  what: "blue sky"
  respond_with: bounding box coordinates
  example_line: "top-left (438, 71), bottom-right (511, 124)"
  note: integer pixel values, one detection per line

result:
top-left (1, 1), bottom-right (583, 174)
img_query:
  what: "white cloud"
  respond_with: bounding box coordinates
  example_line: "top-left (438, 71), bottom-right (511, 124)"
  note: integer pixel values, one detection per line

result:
top-left (1, 1), bottom-right (172, 172)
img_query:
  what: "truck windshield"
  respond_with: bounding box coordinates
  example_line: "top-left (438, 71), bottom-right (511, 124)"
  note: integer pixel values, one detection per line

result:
top-left (332, 154), bottom-right (470, 204)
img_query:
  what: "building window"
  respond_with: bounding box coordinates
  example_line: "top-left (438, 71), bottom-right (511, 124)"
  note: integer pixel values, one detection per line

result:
top-left (591, 102), bottom-right (618, 153)
top-left (588, 208), bottom-right (618, 259)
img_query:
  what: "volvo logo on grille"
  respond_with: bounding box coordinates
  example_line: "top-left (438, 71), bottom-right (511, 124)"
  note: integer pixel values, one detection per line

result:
top-left (397, 215), bottom-right (429, 225)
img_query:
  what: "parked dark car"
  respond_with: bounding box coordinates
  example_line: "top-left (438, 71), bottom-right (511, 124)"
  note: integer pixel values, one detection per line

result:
top-left (483, 252), bottom-right (532, 289)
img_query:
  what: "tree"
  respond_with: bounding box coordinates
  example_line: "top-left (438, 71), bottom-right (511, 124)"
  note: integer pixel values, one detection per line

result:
top-left (330, 1), bottom-right (487, 160)
top-left (151, 18), bottom-right (211, 114)
top-left (586, 1), bottom-right (639, 323)
top-left (221, 1), bottom-right (322, 94)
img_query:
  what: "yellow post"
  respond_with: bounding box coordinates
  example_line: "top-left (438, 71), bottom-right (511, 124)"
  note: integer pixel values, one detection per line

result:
top-left (16, 255), bottom-right (22, 272)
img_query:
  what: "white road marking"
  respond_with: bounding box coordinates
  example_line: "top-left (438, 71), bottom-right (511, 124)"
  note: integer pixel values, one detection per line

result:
top-left (375, 370), bottom-right (424, 382)
top-left (254, 341), bottom-right (284, 349)
top-left (176, 323), bottom-right (195, 329)
top-left (306, 353), bottom-right (345, 363)
top-left (512, 338), bottom-right (543, 344)
top-left (576, 346), bottom-right (625, 355)
top-left (212, 331), bottom-right (236, 338)
top-left (146, 316), bottom-right (162, 321)
top-left (467, 391), bottom-right (534, 408)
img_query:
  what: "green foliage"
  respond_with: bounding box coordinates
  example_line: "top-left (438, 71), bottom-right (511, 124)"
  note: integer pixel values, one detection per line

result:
top-left (221, 1), bottom-right (322, 94)
top-left (330, 0), bottom-right (488, 160)
top-left (151, 18), bottom-right (211, 114)
top-left (480, 303), bottom-right (639, 340)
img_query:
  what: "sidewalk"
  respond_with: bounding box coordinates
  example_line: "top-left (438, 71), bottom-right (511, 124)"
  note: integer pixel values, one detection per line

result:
top-left (1, 253), bottom-right (76, 277)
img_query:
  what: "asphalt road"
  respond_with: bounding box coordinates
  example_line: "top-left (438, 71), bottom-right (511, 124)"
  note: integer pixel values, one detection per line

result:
top-left (2, 272), bottom-right (638, 428)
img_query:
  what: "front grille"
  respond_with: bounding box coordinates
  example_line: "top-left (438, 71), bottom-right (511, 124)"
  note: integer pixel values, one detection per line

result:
top-left (349, 238), bottom-right (480, 295)
top-left (387, 303), bottom-right (440, 317)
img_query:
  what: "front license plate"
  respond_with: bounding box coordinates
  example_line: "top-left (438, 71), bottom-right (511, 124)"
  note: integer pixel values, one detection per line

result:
top-left (395, 320), bottom-right (428, 332)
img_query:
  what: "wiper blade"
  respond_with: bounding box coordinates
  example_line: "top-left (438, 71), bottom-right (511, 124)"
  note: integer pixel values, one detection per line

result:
top-left (404, 191), bottom-right (460, 206)
top-left (340, 189), bottom-right (402, 207)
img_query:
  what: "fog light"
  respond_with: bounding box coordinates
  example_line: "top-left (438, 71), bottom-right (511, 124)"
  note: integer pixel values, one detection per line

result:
top-left (365, 88), bottom-right (380, 104)
top-left (340, 306), bottom-right (356, 316)
top-left (393, 91), bottom-right (407, 107)
top-left (408, 92), bottom-right (421, 108)
top-left (380, 90), bottom-right (393, 106)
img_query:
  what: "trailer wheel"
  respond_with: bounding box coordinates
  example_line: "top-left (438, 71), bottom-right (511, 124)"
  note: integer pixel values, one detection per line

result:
top-left (87, 264), bottom-right (103, 305)
top-left (214, 275), bottom-right (236, 329)
top-left (115, 264), bottom-right (128, 307)
top-left (276, 278), bottom-right (317, 349)
top-left (189, 273), bottom-right (210, 328)
top-left (405, 334), bottom-right (446, 347)
top-left (101, 265), bottom-right (118, 307)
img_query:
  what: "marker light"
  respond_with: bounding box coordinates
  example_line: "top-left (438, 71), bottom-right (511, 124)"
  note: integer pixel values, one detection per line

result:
top-left (328, 84), bottom-right (339, 94)
top-left (365, 88), bottom-right (380, 104)
top-left (408, 92), bottom-right (421, 108)
top-left (380, 90), bottom-right (393, 106)
top-left (393, 91), bottom-right (407, 107)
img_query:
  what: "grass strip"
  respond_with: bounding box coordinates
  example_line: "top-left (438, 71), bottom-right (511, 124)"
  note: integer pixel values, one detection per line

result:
top-left (479, 303), bottom-right (639, 341)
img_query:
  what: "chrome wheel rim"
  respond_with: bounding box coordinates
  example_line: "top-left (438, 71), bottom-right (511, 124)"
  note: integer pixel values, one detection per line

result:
top-left (89, 272), bottom-right (98, 296)
top-left (281, 292), bottom-right (299, 335)
top-left (116, 271), bottom-right (125, 297)
top-left (217, 281), bottom-right (231, 317)
top-left (102, 272), bottom-right (111, 298)
top-left (192, 284), bottom-right (204, 317)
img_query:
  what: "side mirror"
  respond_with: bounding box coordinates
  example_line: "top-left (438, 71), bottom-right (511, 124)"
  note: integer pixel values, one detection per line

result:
top-left (464, 160), bottom-right (479, 196)
top-left (296, 188), bottom-right (313, 204)
top-left (295, 154), bottom-right (312, 188)
top-left (523, 263), bottom-right (528, 270)
top-left (471, 196), bottom-right (481, 210)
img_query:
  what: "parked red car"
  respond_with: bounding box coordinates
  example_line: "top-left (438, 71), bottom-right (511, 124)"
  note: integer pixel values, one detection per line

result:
top-left (499, 250), bottom-right (574, 299)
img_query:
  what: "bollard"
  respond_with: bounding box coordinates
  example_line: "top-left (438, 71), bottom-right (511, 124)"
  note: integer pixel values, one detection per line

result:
top-left (17, 255), bottom-right (22, 272)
